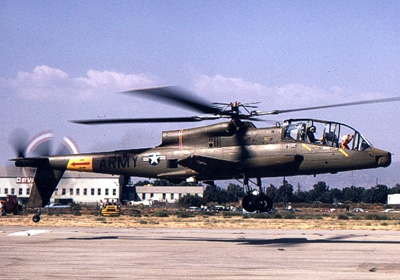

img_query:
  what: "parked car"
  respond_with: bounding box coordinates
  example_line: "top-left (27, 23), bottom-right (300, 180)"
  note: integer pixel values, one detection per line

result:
top-left (127, 200), bottom-right (153, 206)
top-left (209, 205), bottom-right (226, 212)
top-left (382, 209), bottom-right (400, 213)
top-left (352, 208), bottom-right (364, 213)
top-left (44, 203), bottom-right (71, 209)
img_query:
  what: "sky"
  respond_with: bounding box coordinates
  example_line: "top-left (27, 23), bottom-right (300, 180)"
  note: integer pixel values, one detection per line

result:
top-left (1, 1), bottom-right (400, 187)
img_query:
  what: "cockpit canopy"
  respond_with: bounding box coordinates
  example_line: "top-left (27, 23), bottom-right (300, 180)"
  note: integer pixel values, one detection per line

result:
top-left (282, 119), bottom-right (372, 151)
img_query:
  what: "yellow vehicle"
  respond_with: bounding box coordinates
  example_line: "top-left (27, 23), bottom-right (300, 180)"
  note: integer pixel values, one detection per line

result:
top-left (100, 198), bottom-right (121, 217)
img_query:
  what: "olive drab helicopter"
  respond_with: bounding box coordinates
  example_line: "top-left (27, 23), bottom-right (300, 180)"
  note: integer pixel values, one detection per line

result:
top-left (11, 86), bottom-right (398, 222)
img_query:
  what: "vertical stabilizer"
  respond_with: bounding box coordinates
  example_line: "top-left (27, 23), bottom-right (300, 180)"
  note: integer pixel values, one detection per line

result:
top-left (27, 166), bottom-right (65, 208)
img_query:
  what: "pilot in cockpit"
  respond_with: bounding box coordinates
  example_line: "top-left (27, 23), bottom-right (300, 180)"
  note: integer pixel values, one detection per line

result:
top-left (341, 134), bottom-right (354, 149)
top-left (307, 126), bottom-right (318, 143)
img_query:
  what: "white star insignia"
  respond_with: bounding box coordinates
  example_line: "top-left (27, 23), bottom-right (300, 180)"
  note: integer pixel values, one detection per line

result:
top-left (142, 153), bottom-right (166, 166)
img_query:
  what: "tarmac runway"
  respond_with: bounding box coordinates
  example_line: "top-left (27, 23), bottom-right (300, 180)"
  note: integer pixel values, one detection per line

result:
top-left (1, 226), bottom-right (400, 280)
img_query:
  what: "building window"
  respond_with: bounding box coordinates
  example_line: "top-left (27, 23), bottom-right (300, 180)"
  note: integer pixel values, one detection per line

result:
top-left (179, 193), bottom-right (182, 199)
top-left (98, 188), bottom-right (101, 196)
top-left (19, 188), bottom-right (23, 195)
top-left (105, 189), bottom-right (109, 196)
top-left (70, 188), bottom-right (74, 195)
top-left (142, 193), bottom-right (146, 200)
top-left (150, 193), bottom-right (154, 198)
top-left (171, 193), bottom-right (174, 200)
top-left (27, 188), bottom-right (30, 195)
top-left (113, 189), bottom-right (117, 196)
top-left (84, 188), bottom-right (87, 195)
top-left (62, 188), bottom-right (66, 195)
top-left (11, 188), bottom-right (15, 195)
top-left (76, 188), bottom-right (80, 195)
top-left (5, 188), bottom-right (8, 194)
top-left (91, 188), bottom-right (95, 196)
top-left (162, 193), bottom-right (166, 200)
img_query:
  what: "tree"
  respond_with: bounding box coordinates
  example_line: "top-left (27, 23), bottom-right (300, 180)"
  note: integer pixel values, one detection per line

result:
top-left (265, 184), bottom-right (277, 201)
top-left (329, 188), bottom-right (344, 204)
top-left (373, 184), bottom-right (388, 204)
top-left (389, 183), bottom-right (400, 194)
top-left (311, 181), bottom-right (330, 203)
top-left (203, 184), bottom-right (227, 204)
top-left (178, 194), bottom-right (203, 207)
top-left (226, 184), bottom-right (243, 202)
top-left (389, 184), bottom-right (400, 194)
top-left (293, 184), bottom-right (310, 203)
top-left (276, 180), bottom-right (294, 203)
top-left (134, 180), bottom-right (152, 186)
top-left (342, 186), bottom-right (363, 203)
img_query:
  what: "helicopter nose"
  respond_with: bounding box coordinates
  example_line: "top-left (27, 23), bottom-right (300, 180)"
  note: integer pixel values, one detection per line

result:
top-left (370, 148), bottom-right (391, 167)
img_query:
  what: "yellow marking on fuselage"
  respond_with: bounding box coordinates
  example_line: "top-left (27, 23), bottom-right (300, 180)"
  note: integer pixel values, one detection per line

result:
top-left (67, 157), bottom-right (93, 171)
top-left (339, 149), bottom-right (349, 157)
top-left (302, 143), bottom-right (312, 151)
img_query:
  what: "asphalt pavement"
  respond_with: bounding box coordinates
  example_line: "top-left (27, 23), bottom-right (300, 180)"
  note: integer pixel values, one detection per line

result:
top-left (1, 226), bottom-right (400, 279)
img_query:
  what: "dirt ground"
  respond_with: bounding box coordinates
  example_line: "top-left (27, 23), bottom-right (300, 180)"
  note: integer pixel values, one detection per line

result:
top-left (2, 208), bottom-right (400, 231)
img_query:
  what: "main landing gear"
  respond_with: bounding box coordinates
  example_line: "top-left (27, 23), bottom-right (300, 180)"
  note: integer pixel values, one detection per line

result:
top-left (242, 177), bottom-right (273, 213)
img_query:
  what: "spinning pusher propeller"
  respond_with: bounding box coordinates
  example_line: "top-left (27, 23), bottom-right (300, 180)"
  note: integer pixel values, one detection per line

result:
top-left (9, 130), bottom-right (80, 158)
top-left (8, 128), bottom-right (30, 158)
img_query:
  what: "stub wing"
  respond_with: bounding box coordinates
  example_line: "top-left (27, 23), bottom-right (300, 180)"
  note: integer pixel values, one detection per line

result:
top-left (177, 155), bottom-right (241, 179)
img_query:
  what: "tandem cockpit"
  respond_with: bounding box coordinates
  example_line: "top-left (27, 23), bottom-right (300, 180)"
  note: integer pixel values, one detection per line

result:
top-left (282, 119), bottom-right (372, 151)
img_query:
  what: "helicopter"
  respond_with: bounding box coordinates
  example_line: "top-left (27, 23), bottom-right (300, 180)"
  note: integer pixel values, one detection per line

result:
top-left (11, 86), bottom-right (398, 222)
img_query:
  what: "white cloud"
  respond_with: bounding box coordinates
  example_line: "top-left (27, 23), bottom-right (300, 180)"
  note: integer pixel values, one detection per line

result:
top-left (75, 70), bottom-right (155, 99)
top-left (0, 66), bottom-right (156, 101)
top-left (0, 65), bottom-right (70, 100)
top-left (193, 74), bottom-right (268, 101)
top-left (192, 74), bottom-right (356, 111)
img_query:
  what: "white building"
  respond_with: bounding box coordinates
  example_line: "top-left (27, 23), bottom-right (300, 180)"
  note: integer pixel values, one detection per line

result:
top-left (388, 194), bottom-right (400, 205)
top-left (135, 185), bottom-right (204, 203)
top-left (0, 167), bottom-right (120, 204)
top-left (1, 166), bottom-right (204, 205)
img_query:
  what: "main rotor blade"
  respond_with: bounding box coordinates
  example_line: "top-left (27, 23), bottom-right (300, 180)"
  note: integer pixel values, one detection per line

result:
top-left (121, 86), bottom-right (223, 115)
top-left (71, 116), bottom-right (221, 125)
top-left (261, 96), bottom-right (400, 115)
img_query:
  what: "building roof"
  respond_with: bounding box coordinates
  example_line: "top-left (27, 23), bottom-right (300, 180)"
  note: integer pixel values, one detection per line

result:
top-left (135, 186), bottom-right (203, 194)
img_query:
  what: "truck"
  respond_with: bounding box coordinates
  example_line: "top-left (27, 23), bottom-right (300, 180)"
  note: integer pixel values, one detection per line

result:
top-left (100, 198), bottom-right (121, 217)
top-left (0, 195), bottom-right (23, 216)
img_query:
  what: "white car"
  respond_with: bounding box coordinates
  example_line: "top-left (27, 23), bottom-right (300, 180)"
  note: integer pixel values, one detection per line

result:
top-left (127, 200), bottom-right (153, 206)
top-left (44, 203), bottom-right (71, 209)
top-left (382, 209), bottom-right (400, 213)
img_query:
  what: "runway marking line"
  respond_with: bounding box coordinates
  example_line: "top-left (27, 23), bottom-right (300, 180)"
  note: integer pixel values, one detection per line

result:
top-left (8, 230), bottom-right (50, 236)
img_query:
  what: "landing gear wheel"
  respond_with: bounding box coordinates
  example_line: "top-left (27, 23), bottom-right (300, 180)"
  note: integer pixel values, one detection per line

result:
top-left (256, 193), bottom-right (273, 212)
top-left (242, 194), bottom-right (257, 213)
top-left (32, 214), bottom-right (41, 223)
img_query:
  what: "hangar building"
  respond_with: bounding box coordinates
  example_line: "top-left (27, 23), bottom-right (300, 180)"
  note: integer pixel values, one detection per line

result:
top-left (0, 167), bottom-right (204, 205)
top-left (0, 166), bottom-right (120, 204)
